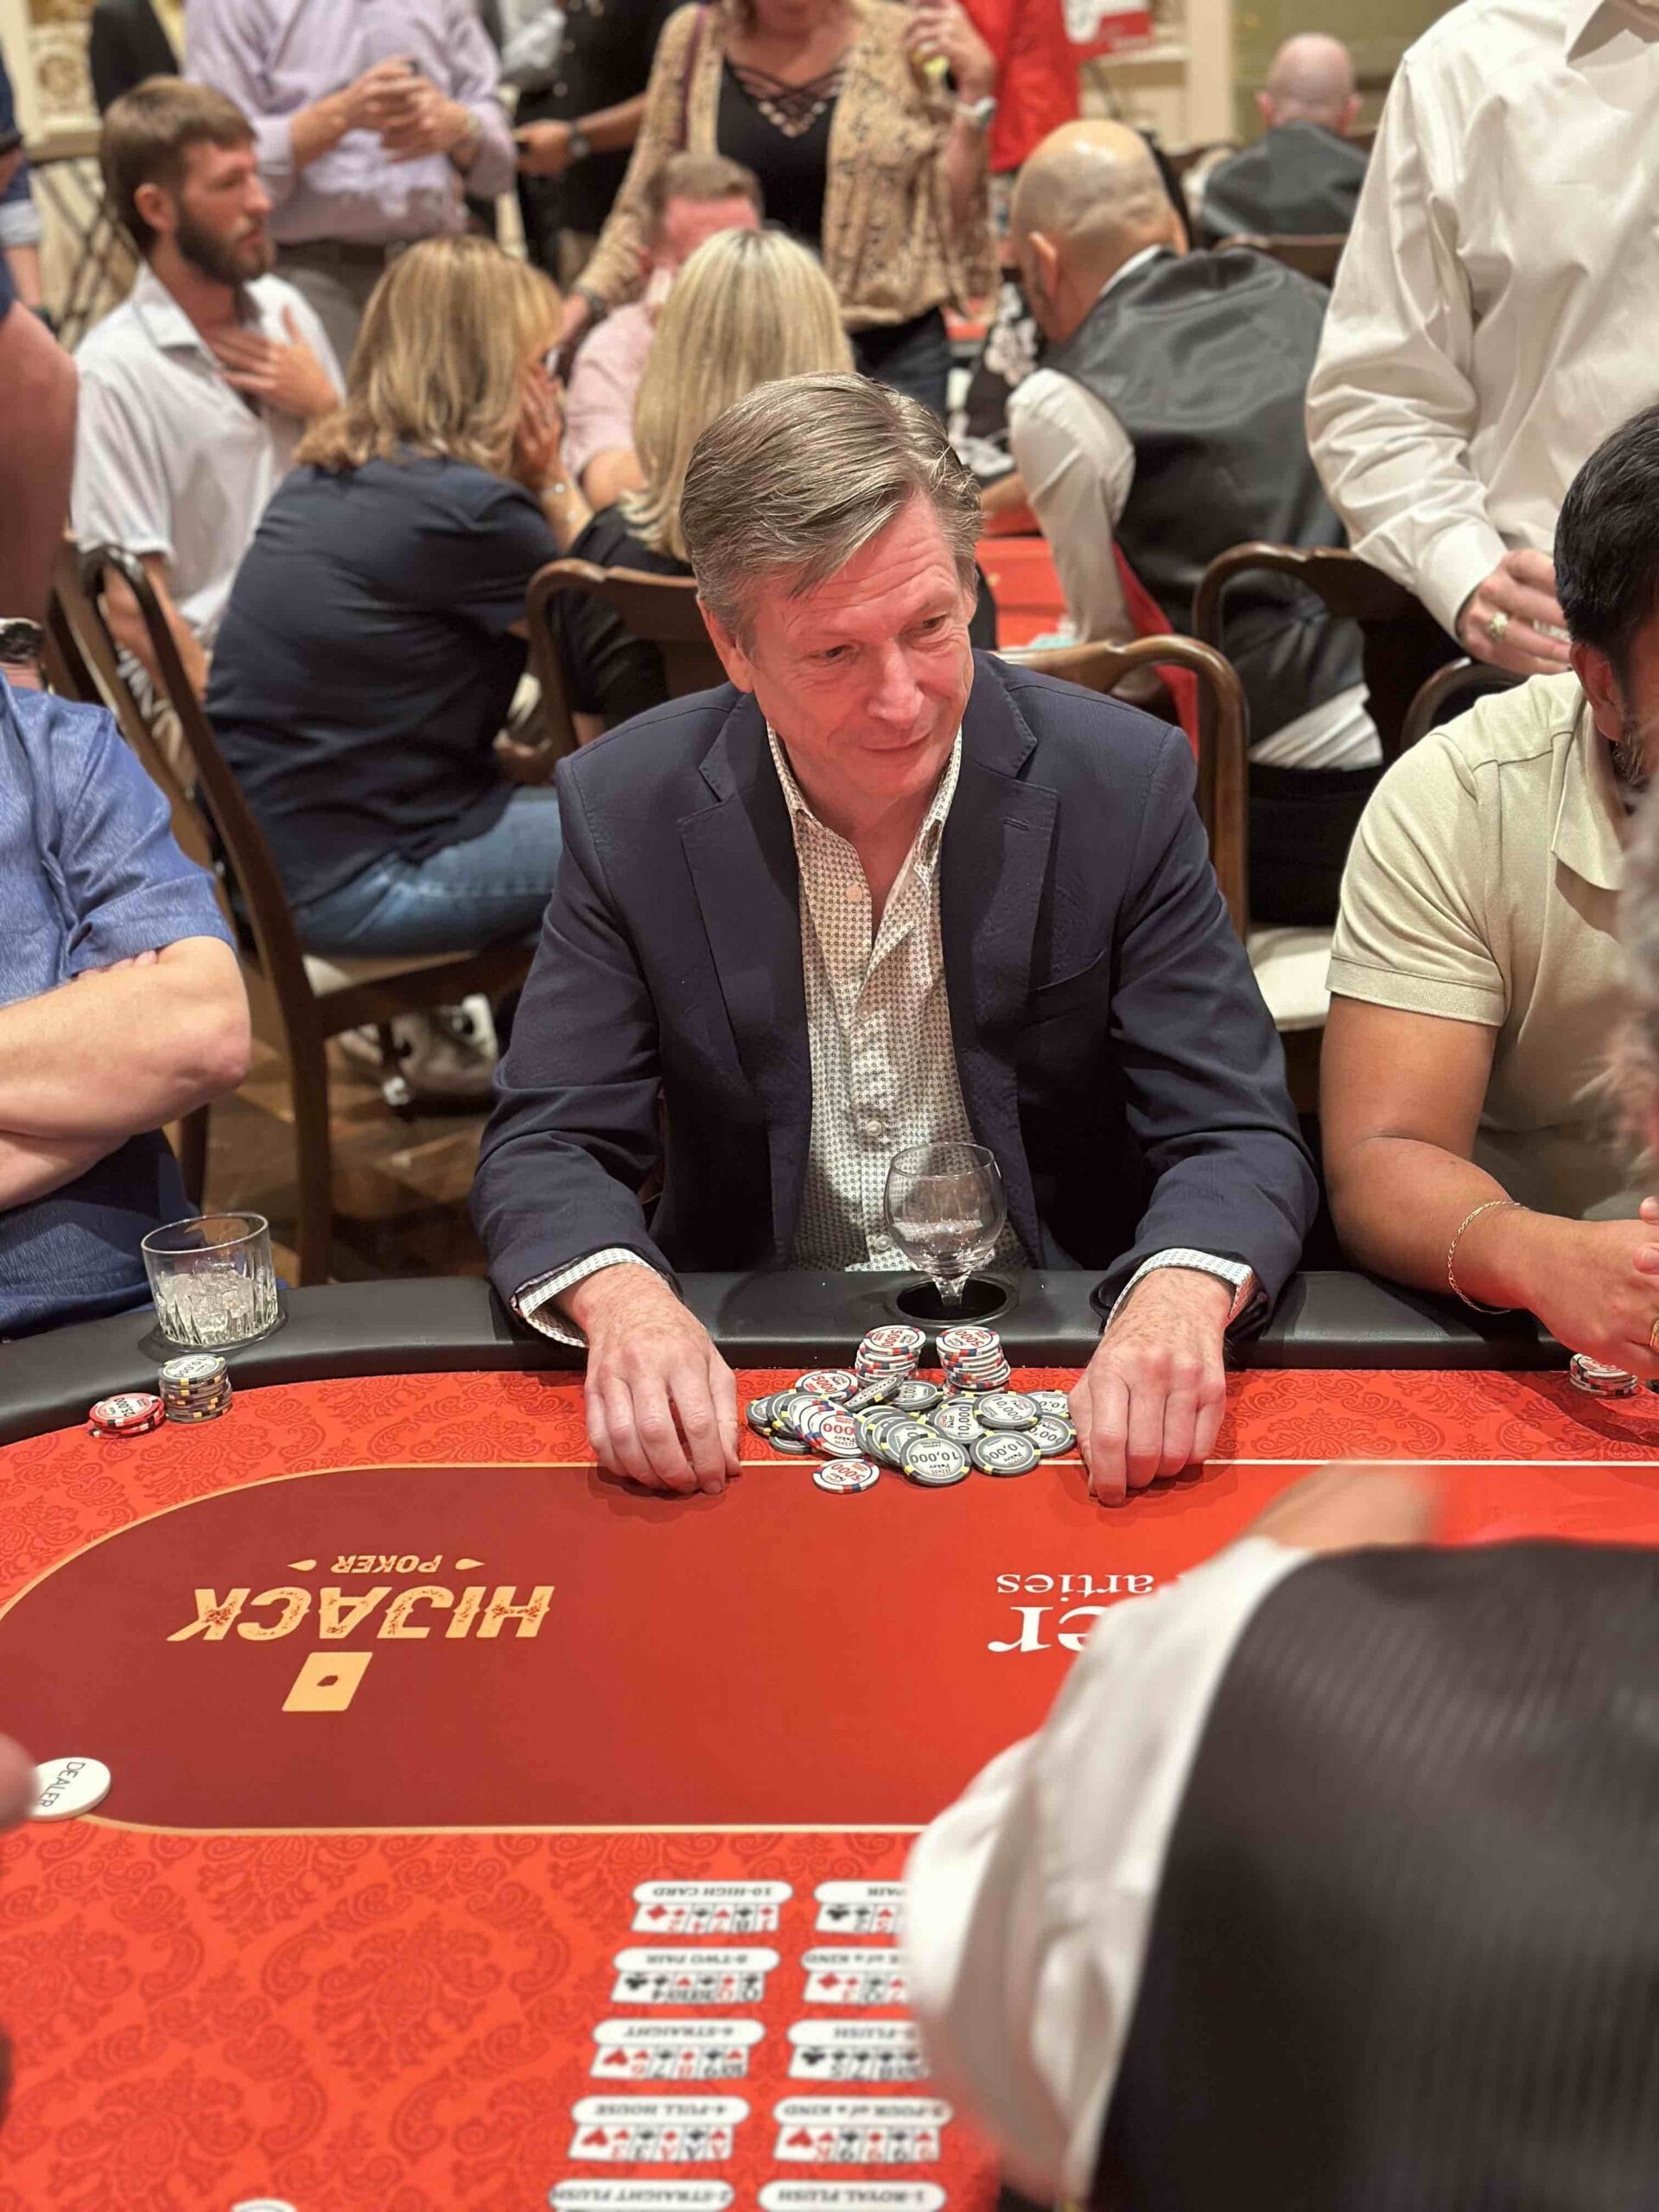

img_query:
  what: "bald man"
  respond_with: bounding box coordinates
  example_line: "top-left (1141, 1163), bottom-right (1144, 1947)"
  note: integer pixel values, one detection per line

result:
top-left (1198, 35), bottom-right (1369, 246)
top-left (1007, 122), bottom-right (1380, 927)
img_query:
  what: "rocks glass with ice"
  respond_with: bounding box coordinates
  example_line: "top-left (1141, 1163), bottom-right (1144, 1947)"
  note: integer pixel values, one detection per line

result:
top-left (140, 1211), bottom-right (281, 1348)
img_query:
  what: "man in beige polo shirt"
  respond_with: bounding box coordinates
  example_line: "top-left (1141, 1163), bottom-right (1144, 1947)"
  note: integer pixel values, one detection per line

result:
top-left (1321, 404), bottom-right (1659, 1375)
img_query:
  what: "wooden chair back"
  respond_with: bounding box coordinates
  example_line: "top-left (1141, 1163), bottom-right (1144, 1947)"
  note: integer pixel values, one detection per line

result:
top-left (1192, 540), bottom-right (1459, 760)
top-left (525, 559), bottom-right (725, 755)
top-left (1003, 636), bottom-right (1250, 937)
top-left (1214, 232), bottom-right (1346, 284)
top-left (1400, 658), bottom-right (1519, 751)
top-left (63, 543), bottom-right (531, 1281)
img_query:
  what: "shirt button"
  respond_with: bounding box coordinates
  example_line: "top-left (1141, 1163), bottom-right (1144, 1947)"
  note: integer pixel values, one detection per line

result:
top-left (844, 881), bottom-right (864, 903)
top-left (859, 1112), bottom-right (887, 1143)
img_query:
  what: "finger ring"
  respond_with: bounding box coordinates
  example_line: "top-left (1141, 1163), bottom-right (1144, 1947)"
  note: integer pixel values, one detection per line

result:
top-left (1486, 610), bottom-right (1511, 645)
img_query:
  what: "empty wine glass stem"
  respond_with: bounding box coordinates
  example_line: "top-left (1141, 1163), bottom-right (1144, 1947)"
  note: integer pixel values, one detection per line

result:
top-left (936, 1276), bottom-right (965, 1306)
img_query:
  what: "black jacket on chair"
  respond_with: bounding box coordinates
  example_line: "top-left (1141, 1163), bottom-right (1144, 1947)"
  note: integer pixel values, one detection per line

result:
top-left (88, 0), bottom-right (180, 112)
top-left (1198, 119), bottom-right (1370, 246)
top-left (472, 653), bottom-right (1314, 1319)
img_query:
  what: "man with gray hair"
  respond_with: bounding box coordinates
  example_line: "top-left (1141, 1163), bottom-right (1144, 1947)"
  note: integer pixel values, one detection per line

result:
top-left (473, 372), bottom-right (1314, 1503)
top-left (1197, 34), bottom-right (1369, 245)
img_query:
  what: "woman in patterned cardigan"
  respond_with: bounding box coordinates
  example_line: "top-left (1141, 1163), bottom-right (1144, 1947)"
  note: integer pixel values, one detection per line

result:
top-left (527, 0), bottom-right (998, 421)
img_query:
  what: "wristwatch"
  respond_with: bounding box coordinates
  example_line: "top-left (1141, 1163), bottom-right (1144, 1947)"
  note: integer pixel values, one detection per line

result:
top-left (0, 619), bottom-right (45, 669)
top-left (567, 123), bottom-right (594, 164)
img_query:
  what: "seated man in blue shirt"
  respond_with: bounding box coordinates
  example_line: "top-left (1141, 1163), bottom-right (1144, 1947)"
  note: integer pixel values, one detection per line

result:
top-left (0, 674), bottom-right (251, 1337)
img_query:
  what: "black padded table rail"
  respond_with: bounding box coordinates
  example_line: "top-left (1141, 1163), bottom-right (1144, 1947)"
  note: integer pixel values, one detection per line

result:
top-left (0, 1270), bottom-right (1561, 1447)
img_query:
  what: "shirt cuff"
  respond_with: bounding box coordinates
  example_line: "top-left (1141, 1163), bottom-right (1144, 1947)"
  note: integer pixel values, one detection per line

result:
top-left (514, 1248), bottom-right (664, 1345)
top-left (1411, 518), bottom-right (1511, 643)
top-left (1106, 1250), bottom-right (1258, 1332)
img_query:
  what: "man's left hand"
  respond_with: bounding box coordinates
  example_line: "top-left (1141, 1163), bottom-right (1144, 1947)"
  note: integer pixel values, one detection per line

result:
top-left (210, 310), bottom-right (339, 420)
top-left (1070, 1268), bottom-right (1231, 1505)
top-left (378, 79), bottom-right (474, 162)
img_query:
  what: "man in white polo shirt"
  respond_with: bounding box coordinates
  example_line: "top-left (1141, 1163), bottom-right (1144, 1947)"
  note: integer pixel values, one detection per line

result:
top-left (1320, 405), bottom-right (1659, 1378)
top-left (73, 77), bottom-right (342, 699)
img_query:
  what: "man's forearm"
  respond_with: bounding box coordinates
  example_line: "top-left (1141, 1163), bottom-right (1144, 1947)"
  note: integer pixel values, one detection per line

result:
top-left (0, 1129), bottom-right (117, 1211)
top-left (288, 92), bottom-right (354, 173)
top-left (0, 295), bottom-right (75, 626)
top-left (576, 93), bottom-right (648, 155)
top-left (0, 940), bottom-right (249, 1141)
top-left (107, 560), bottom-right (207, 698)
top-left (1329, 1135), bottom-right (1537, 1304)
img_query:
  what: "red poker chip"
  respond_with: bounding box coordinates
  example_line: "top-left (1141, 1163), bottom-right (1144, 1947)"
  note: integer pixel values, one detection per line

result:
top-left (88, 1413), bottom-right (165, 1440)
top-left (88, 1392), bottom-right (164, 1431)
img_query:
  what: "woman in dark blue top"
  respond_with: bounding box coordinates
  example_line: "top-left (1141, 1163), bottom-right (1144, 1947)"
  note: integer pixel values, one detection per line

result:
top-left (209, 235), bottom-right (587, 957)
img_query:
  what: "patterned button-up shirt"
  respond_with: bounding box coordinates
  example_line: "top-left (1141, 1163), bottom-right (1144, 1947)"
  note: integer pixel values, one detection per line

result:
top-left (517, 730), bottom-right (1251, 1339)
top-left (768, 728), bottom-right (1023, 1272)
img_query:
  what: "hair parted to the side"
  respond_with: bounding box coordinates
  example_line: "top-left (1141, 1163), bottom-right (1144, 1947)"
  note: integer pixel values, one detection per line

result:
top-left (100, 75), bottom-right (253, 253)
top-left (620, 228), bottom-right (852, 563)
top-left (679, 371), bottom-right (982, 639)
top-left (1558, 402), bottom-right (1659, 681)
top-left (296, 234), bottom-right (563, 485)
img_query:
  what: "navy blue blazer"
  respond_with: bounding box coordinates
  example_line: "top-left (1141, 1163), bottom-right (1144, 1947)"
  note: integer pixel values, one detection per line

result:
top-left (473, 653), bottom-right (1315, 1318)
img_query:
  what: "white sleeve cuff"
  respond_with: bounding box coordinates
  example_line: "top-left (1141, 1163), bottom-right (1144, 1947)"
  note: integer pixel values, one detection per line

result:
top-left (1107, 1249), bottom-right (1257, 1332)
top-left (514, 1249), bottom-right (665, 1346)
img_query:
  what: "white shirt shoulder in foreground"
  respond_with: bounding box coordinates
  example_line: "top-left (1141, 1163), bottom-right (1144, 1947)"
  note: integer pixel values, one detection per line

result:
top-left (902, 1534), bottom-right (1306, 2201)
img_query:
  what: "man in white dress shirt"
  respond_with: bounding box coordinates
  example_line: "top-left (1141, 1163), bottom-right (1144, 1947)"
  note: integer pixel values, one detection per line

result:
top-left (73, 79), bottom-right (342, 698)
top-left (906, 1463), bottom-right (1659, 2204)
top-left (1307, 0), bottom-right (1659, 682)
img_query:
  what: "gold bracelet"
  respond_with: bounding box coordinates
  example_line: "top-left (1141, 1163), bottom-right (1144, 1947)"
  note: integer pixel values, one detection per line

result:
top-left (1446, 1197), bottom-right (1520, 1313)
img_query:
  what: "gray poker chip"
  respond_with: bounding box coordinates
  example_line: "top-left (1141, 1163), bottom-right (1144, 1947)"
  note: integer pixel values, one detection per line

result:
top-left (747, 1395), bottom-right (779, 1434)
top-left (815, 1408), bottom-right (865, 1457)
top-left (847, 1374), bottom-right (904, 1411)
top-left (814, 1458), bottom-right (881, 1492)
top-left (899, 1435), bottom-right (970, 1486)
top-left (977, 1392), bottom-right (1039, 1431)
top-left (1027, 1414), bottom-right (1077, 1456)
top-left (770, 1433), bottom-right (812, 1455)
top-left (779, 1393), bottom-right (835, 1441)
top-left (798, 1369), bottom-right (859, 1402)
top-left (1028, 1390), bottom-right (1071, 1417)
top-left (893, 1378), bottom-right (943, 1412)
top-left (929, 1398), bottom-right (984, 1444)
top-left (971, 1431), bottom-right (1041, 1476)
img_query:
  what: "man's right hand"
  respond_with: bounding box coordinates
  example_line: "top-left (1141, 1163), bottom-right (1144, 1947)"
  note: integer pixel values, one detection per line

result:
top-left (1248, 1463), bottom-right (1439, 1554)
top-left (1457, 548), bottom-right (1571, 677)
top-left (563, 1264), bottom-right (740, 1496)
top-left (516, 119), bottom-right (575, 177)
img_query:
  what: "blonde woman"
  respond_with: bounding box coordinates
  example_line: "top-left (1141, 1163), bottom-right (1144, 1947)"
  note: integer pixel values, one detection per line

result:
top-left (522, 0), bottom-right (997, 423)
top-left (559, 223), bottom-right (852, 732)
top-left (208, 235), bottom-right (582, 957)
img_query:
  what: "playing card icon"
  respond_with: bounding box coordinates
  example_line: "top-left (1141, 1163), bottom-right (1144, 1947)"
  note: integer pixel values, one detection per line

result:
top-left (784, 2130), bottom-right (816, 2152)
top-left (644, 1906), bottom-right (670, 1923)
top-left (624, 1974), bottom-right (649, 1992)
top-left (600, 2050), bottom-right (630, 2070)
top-left (827, 1906), bottom-right (849, 1922)
top-left (801, 2050), bottom-right (827, 2068)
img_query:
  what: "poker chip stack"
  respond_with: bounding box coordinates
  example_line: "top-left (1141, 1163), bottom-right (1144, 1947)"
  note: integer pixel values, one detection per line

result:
top-left (86, 1390), bottom-right (165, 1441)
top-left (936, 1325), bottom-right (1012, 1395)
top-left (854, 1325), bottom-right (925, 1386)
top-left (158, 1351), bottom-right (232, 1423)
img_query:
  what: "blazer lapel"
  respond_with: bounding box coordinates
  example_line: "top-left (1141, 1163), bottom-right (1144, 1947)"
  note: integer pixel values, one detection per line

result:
top-left (940, 663), bottom-right (1057, 1263)
top-left (679, 695), bottom-right (812, 1258)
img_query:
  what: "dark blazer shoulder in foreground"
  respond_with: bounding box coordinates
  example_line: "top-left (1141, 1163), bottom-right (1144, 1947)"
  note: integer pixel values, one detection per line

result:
top-left (472, 652), bottom-right (1314, 1317)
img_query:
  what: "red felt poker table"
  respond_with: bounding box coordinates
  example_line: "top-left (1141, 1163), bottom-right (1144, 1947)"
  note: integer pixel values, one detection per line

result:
top-left (0, 1268), bottom-right (1654, 2212)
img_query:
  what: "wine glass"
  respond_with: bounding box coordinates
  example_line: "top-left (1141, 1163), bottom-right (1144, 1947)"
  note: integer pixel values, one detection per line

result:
top-left (884, 1141), bottom-right (1007, 1309)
